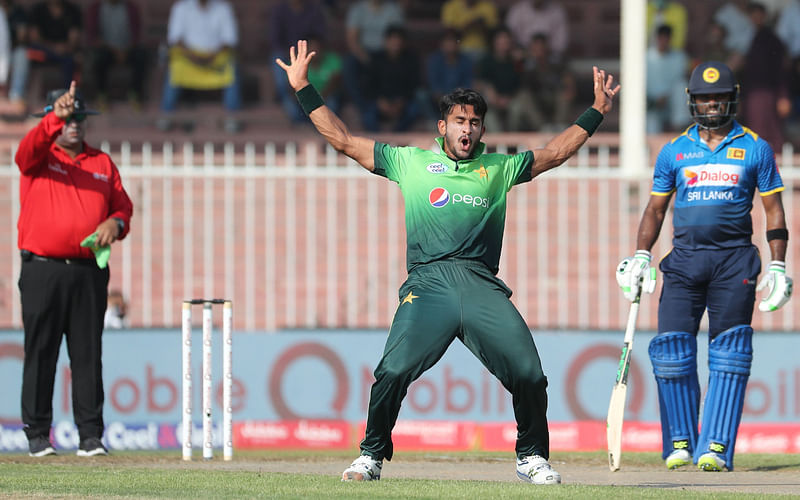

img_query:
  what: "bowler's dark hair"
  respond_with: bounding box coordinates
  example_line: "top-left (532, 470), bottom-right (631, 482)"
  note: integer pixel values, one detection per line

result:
top-left (439, 88), bottom-right (488, 121)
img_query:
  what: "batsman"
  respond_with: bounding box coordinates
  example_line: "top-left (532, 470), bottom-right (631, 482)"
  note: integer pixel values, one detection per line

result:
top-left (277, 40), bottom-right (619, 484)
top-left (618, 61), bottom-right (792, 472)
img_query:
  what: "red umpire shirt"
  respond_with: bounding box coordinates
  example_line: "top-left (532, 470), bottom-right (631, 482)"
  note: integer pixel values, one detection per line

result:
top-left (16, 112), bottom-right (133, 257)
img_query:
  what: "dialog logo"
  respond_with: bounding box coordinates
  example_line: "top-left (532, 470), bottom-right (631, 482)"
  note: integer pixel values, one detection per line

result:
top-left (684, 166), bottom-right (741, 187)
top-left (426, 162), bottom-right (448, 174)
top-left (429, 187), bottom-right (450, 208)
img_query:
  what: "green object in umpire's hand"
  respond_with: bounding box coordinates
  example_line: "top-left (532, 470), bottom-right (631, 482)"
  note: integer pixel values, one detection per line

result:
top-left (80, 232), bottom-right (111, 269)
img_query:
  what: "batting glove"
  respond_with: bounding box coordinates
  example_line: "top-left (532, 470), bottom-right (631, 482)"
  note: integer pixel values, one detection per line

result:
top-left (757, 261), bottom-right (793, 312)
top-left (616, 250), bottom-right (656, 302)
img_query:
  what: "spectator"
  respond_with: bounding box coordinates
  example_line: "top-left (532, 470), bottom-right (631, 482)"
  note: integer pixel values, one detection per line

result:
top-left (515, 33), bottom-right (576, 132)
top-left (343, 0), bottom-right (404, 129)
top-left (16, 83), bottom-right (133, 457)
top-left (158, 0), bottom-right (241, 133)
top-left (713, 0), bottom-right (755, 73)
top-left (504, 0), bottom-right (568, 61)
top-left (362, 25), bottom-right (420, 132)
top-left (27, 0), bottom-right (82, 89)
top-left (424, 28), bottom-right (473, 121)
top-left (85, 0), bottom-right (147, 110)
top-left (0, 7), bottom-right (10, 108)
top-left (646, 0), bottom-right (688, 50)
top-left (104, 289), bottom-right (128, 329)
top-left (475, 27), bottom-right (526, 132)
top-left (775, 0), bottom-right (800, 123)
top-left (697, 20), bottom-right (733, 66)
top-left (776, 0), bottom-right (800, 58)
top-left (740, 1), bottom-right (791, 150)
top-left (440, 0), bottom-right (498, 60)
top-left (268, 0), bottom-right (327, 124)
top-left (1, 0), bottom-right (29, 115)
top-left (646, 25), bottom-right (690, 133)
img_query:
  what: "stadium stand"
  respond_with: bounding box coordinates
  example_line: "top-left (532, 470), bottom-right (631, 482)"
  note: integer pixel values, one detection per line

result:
top-left (0, 0), bottom-right (739, 146)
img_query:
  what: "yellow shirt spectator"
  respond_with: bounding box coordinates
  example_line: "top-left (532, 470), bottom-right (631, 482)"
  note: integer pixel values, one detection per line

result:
top-left (647, 0), bottom-right (688, 50)
top-left (441, 0), bottom-right (498, 55)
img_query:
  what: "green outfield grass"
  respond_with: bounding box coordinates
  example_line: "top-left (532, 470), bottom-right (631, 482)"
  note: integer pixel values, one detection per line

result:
top-left (0, 450), bottom-right (798, 499)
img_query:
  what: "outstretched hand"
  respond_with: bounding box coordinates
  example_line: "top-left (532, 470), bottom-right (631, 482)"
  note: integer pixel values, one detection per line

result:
top-left (592, 66), bottom-right (620, 115)
top-left (275, 40), bottom-right (315, 92)
top-left (53, 80), bottom-right (77, 120)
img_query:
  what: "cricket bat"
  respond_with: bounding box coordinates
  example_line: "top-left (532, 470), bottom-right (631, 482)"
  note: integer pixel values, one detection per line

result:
top-left (607, 288), bottom-right (642, 472)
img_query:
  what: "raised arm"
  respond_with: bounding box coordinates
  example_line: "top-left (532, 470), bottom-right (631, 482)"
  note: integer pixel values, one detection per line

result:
top-left (276, 40), bottom-right (375, 171)
top-left (531, 66), bottom-right (620, 178)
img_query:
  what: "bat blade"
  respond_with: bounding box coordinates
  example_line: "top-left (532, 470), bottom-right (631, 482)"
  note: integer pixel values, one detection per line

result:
top-left (607, 349), bottom-right (630, 472)
top-left (606, 294), bottom-right (641, 472)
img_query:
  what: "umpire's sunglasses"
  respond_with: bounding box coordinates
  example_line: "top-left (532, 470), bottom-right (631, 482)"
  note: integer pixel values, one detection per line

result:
top-left (65, 114), bottom-right (88, 123)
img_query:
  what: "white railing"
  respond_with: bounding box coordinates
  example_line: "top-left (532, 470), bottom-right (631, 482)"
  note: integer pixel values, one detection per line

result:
top-left (1, 137), bottom-right (797, 332)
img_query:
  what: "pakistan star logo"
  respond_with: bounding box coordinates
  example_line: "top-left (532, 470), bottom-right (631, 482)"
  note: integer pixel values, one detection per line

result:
top-left (478, 165), bottom-right (488, 179)
top-left (402, 291), bottom-right (418, 305)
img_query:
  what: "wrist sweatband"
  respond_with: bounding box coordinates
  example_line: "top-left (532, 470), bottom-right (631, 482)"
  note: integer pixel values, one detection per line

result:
top-left (296, 84), bottom-right (325, 115)
top-left (574, 107), bottom-right (603, 136)
top-left (766, 228), bottom-right (789, 241)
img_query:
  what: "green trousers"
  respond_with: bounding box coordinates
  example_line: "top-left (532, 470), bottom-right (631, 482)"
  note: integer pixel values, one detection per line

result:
top-left (360, 259), bottom-right (550, 461)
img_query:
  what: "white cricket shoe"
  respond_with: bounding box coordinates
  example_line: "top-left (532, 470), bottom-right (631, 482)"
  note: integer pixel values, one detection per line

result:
top-left (665, 449), bottom-right (692, 469)
top-left (516, 455), bottom-right (562, 484)
top-left (697, 452), bottom-right (727, 472)
top-left (341, 454), bottom-right (382, 481)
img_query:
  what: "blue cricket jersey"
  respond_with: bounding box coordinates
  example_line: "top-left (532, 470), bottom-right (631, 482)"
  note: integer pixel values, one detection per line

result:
top-left (652, 121), bottom-right (784, 250)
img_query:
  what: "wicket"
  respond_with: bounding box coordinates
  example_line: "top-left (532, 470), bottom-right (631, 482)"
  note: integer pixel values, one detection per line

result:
top-left (181, 299), bottom-right (233, 461)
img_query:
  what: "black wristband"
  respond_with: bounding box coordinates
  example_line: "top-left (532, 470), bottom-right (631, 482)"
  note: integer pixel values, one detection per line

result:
top-left (766, 228), bottom-right (789, 241)
top-left (296, 84), bottom-right (325, 115)
top-left (574, 107), bottom-right (604, 136)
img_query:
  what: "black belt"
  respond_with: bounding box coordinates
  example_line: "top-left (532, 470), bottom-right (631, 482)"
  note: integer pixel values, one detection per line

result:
top-left (20, 250), bottom-right (95, 265)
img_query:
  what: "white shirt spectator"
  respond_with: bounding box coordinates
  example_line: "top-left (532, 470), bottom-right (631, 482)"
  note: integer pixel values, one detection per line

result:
top-left (167, 0), bottom-right (237, 52)
top-left (646, 44), bottom-right (689, 132)
top-left (0, 8), bottom-right (10, 84)
top-left (345, 0), bottom-right (404, 53)
top-left (776, 0), bottom-right (800, 58)
top-left (504, 0), bottom-right (568, 58)
top-left (714, 2), bottom-right (755, 54)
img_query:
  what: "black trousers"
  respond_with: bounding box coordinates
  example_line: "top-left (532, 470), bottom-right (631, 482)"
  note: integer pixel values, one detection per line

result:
top-left (19, 255), bottom-right (109, 442)
top-left (90, 46), bottom-right (148, 98)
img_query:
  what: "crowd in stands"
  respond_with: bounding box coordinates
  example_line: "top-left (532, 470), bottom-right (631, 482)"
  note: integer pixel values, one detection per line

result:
top-left (646, 0), bottom-right (800, 150)
top-left (0, 0), bottom-right (800, 144)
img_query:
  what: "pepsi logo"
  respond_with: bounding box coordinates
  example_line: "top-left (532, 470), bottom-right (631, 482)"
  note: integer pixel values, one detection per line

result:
top-left (429, 187), bottom-right (450, 208)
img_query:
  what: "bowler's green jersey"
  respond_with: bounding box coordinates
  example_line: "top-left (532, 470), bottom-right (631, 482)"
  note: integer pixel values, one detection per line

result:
top-left (373, 137), bottom-right (534, 273)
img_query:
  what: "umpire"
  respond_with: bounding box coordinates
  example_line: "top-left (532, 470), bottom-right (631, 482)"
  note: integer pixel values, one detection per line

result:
top-left (16, 81), bottom-right (133, 457)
